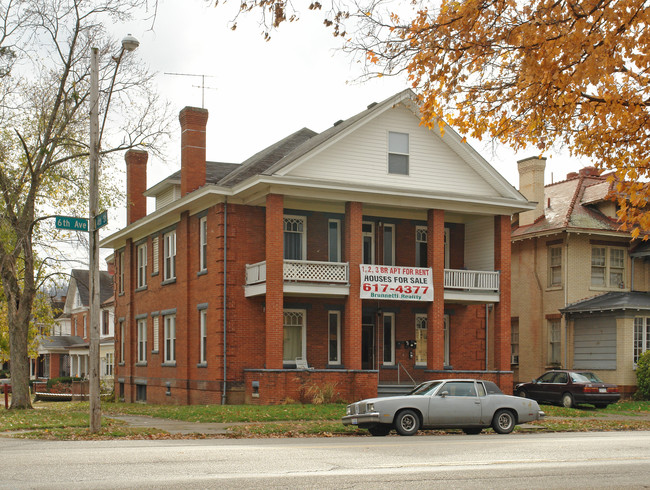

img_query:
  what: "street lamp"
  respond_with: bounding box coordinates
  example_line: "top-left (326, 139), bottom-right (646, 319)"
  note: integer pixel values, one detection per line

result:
top-left (89, 35), bottom-right (139, 433)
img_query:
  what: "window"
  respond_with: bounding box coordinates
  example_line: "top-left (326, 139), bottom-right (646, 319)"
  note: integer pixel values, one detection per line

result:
top-left (164, 315), bottom-right (176, 363)
top-left (362, 222), bottom-right (375, 264)
top-left (549, 319), bottom-right (561, 364)
top-left (328, 219), bottom-right (341, 262)
top-left (152, 237), bottom-right (159, 274)
top-left (119, 321), bottom-right (125, 363)
top-left (137, 318), bottom-right (147, 363)
top-left (415, 314), bottom-right (427, 366)
top-left (388, 131), bottom-right (409, 175)
top-left (118, 251), bottom-right (125, 294)
top-left (548, 245), bottom-right (562, 287)
top-left (591, 246), bottom-right (626, 288)
top-left (199, 310), bottom-right (207, 364)
top-left (511, 319), bottom-right (519, 365)
top-left (283, 216), bottom-right (306, 260)
top-left (83, 315), bottom-right (87, 338)
top-left (105, 353), bottom-right (114, 376)
top-left (383, 224), bottom-right (395, 266)
top-left (163, 231), bottom-right (176, 281)
top-left (383, 313), bottom-right (395, 365)
top-left (328, 311), bottom-right (341, 364)
top-left (136, 384), bottom-right (146, 402)
top-left (634, 317), bottom-right (650, 366)
top-left (152, 316), bottom-right (160, 352)
top-left (102, 310), bottom-right (110, 336)
top-left (283, 310), bottom-right (306, 362)
top-left (415, 227), bottom-right (427, 268)
top-left (199, 216), bottom-right (208, 271)
top-left (136, 243), bottom-right (147, 288)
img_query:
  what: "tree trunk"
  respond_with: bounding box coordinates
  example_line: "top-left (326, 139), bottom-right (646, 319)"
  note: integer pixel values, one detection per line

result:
top-left (8, 310), bottom-right (32, 409)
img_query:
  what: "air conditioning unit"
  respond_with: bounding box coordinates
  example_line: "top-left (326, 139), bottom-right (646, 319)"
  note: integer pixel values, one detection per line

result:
top-left (511, 355), bottom-right (519, 365)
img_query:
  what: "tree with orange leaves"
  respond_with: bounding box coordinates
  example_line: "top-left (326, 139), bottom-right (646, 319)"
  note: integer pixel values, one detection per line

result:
top-left (218, 0), bottom-right (650, 236)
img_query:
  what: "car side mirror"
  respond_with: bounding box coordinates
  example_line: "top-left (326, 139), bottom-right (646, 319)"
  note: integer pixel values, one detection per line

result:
top-left (532, 379), bottom-right (537, 384)
top-left (440, 391), bottom-right (449, 397)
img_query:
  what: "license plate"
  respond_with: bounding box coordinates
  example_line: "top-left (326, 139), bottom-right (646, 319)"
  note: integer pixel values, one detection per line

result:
top-left (351, 418), bottom-right (358, 425)
top-left (599, 388), bottom-right (606, 393)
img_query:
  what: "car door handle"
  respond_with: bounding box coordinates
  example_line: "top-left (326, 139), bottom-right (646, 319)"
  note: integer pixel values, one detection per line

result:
top-left (474, 401), bottom-right (480, 405)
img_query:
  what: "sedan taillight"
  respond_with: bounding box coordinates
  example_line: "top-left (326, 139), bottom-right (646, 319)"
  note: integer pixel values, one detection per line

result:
top-left (583, 385), bottom-right (599, 393)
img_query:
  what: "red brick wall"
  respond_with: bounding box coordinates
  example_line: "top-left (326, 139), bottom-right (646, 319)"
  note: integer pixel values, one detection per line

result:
top-left (179, 107), bottom-right (208, 196)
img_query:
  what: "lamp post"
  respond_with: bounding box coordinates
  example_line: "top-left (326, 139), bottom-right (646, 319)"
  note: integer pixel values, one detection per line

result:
top-left (89, 35), bottom-right (139, 433)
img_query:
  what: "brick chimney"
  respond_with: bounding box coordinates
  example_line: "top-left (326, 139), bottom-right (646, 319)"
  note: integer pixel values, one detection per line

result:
top-left (179, 106), bottom-right (209, 196)
top-left (125, 149), bottom-right (148, 225)
top-left (517, 156), bottom-right (546, 226)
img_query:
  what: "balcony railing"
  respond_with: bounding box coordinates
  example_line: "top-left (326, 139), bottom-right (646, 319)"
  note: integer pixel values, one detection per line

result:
top-left (444, 269), bottom-right (500, 292)
top-left (246, 260), bottom-right (349, 285)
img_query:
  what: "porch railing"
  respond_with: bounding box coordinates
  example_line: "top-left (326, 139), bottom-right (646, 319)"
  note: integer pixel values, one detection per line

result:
top-left (246, 260), bottom-right (349, 285)
top-left (444, 269), bottom-right (500, 291)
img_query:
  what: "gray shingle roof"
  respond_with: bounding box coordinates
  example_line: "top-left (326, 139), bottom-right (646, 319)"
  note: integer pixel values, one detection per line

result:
top-left (561, 291), bottom-right (650, 314)
top-left (71, 269), bottom-right (113, 307)
top-left (39, 335), bottom-right (86, 350)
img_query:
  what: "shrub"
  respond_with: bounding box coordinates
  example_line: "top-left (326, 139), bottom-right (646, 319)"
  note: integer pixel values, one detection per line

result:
top-left (46, 376), bottom-right (82, 389)
top-left (635, 350), bottom-right (650, 400)
top-left (304, 382), bottom-right (340, 405)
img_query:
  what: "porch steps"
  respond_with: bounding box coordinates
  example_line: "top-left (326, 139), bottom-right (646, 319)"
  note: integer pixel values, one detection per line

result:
top-left (377, 384), bottom-right (416, 398)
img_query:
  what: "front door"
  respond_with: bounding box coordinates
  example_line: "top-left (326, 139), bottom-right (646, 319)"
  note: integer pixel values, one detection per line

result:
top-left (361, 316), bottom-right (375, 370)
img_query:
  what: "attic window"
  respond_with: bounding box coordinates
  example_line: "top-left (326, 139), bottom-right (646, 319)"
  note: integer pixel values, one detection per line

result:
top-left (388, 132), bottom-right (409, 175)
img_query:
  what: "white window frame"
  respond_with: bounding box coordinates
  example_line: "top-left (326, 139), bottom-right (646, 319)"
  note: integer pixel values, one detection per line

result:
top-left (415, 226), bottom-right (427, 268)
top-left (591, 245), bottom-right (626, 288)
top-left (415, 314), bottom-right (427, 366)
top-left (163, 231), bottom-right (176, 281)
top-left (83, 315), bottom-right (87, 338)
top-left (634, 317), bottom-right (650, 367)
top-left (382, 223), bottom-right (395, 266)
top-left (283, 309), bottom-right (306, 363)
top-left (383, 312), bottom-right (395, 366)
top-left (105, 353), bottom-right (114, 376)
top-left (548, 245), bottom-right (562, 287)
top-left (136, 243), bottom-right (147, 288)
top-left (388, 131), bottom-right (409, 175)
top-left (199, 216), bottom-right (208, 271)
top-left (164, 314), bottom-right (176, 363)
top-left (328, 219), bottom-right (341, 262)
top-left (362, 221), bottom-right (375, 265)
top-left (137, 318), bottom-right (147, 363)
top-left (200, 309), bottom-right (207, 364)
top-left (283, 215), bottom-right (306, 260)
top-left (328, 311), bottom-right (341, 365)
top-left (549, 319), bottom-right (561, 364)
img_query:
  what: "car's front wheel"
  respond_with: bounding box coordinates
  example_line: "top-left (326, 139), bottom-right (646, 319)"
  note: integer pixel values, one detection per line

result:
top-left (515, 389), bottom-right (527, 398)
top-left (368, 424), bottom-right (392, 436)
top-left (394, 409), bottom-right (420, 436)
top-left (561, 393), bottom-right (574, 408)
top-left (492, 409), bottom-right (516, 434)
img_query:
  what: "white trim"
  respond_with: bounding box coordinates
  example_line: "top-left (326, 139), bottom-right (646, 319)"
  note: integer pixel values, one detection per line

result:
top-left (363, 221), bottom-right (375, 265)
top-left (200, 309), bottom-right (207, 364)
top-left (163, 231), bottom-right (176, 281)
top-left (136, 243), bottom-right (147, 288)
top-left (283, 214), bottom-right (307, 261)
top-left (283, 309), bottom-right (307, 363)
top-left (137, 318), bottom-right (147, 363)
top-left (199, 216), bottom-right (208, 271)
top-left (164, 314), bottom-right (176, 363)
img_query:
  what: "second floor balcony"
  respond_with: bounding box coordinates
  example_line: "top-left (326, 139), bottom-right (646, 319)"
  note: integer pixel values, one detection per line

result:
top-left (245, 260), bottom-right (500, 302)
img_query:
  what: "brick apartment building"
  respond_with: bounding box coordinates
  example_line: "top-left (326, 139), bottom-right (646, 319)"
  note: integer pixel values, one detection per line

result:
top-left (511, 158), bottom-right (650, 395)
top-left (102, 89), bottom-right (533, 405)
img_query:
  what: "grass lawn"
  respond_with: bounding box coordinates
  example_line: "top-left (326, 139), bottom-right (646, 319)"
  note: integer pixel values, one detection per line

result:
top-left (0, 399), bottom-right (649, 440)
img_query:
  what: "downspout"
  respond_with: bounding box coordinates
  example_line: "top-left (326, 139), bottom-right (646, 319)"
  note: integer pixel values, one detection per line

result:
top-left (564, 233), bottom-right (569, 368)
top-left (221, 198), bottom-right (228, 405)
top-left (631, 256), bottom-right (635, 291)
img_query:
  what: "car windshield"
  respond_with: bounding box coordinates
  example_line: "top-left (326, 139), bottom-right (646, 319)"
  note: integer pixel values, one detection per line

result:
top-left (570, 373), bottom-right (592, 383)
top-left (408, 381), bottom-right (442, 396)
top-left (577, 372), bottom-right (603, 383)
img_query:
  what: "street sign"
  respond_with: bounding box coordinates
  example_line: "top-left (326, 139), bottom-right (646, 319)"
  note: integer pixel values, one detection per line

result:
top-left (55, 215), bottom-right (89, 232)
top-left (94, 210), bottom-right (108, 229)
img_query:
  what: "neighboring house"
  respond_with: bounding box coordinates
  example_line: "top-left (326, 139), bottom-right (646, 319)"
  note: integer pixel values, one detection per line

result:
top-left (36, 269), bottom-right (115, 382)
top-left (101, 89), bottom-right (533, 405)
top-left (511, 158), bottom-right (650, 396)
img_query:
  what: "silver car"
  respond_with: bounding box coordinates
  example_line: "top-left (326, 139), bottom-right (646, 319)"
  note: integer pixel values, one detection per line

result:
top-left (342, 379), bottom-right (545, 436)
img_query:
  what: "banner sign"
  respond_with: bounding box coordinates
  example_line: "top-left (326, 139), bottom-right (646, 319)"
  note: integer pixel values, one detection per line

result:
top-left (359, 265), bottom-right (433, 301)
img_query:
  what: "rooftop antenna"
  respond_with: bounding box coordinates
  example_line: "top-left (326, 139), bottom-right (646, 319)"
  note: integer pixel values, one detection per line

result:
top-left (164, 72), bottom-right (217, 109)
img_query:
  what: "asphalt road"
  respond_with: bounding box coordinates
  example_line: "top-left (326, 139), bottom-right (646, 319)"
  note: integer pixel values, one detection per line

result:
top-left (2, 431), bottom-right (649, 489)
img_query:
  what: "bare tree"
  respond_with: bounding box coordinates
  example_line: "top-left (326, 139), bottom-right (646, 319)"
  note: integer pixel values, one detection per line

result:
top-left (0, 0), bottom-right (171, 409)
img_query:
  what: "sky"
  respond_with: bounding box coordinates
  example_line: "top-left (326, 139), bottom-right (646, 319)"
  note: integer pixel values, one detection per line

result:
top-left (97, 0), bottom-right (589, 240)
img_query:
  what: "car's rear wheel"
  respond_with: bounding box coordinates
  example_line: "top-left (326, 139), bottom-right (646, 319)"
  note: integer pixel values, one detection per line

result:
top-left (394, 409), bottom-right (420, 436)
top-left (462, 428), bottom-right (483, 435)
top-left (492, 409), bottom-right (516, 434)
top-left (561, 392), bottom-right (574, 408)
top-left (368, 424), bottom-right (392, 436)
top-left (516, 389), bottom-right (527, 398)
